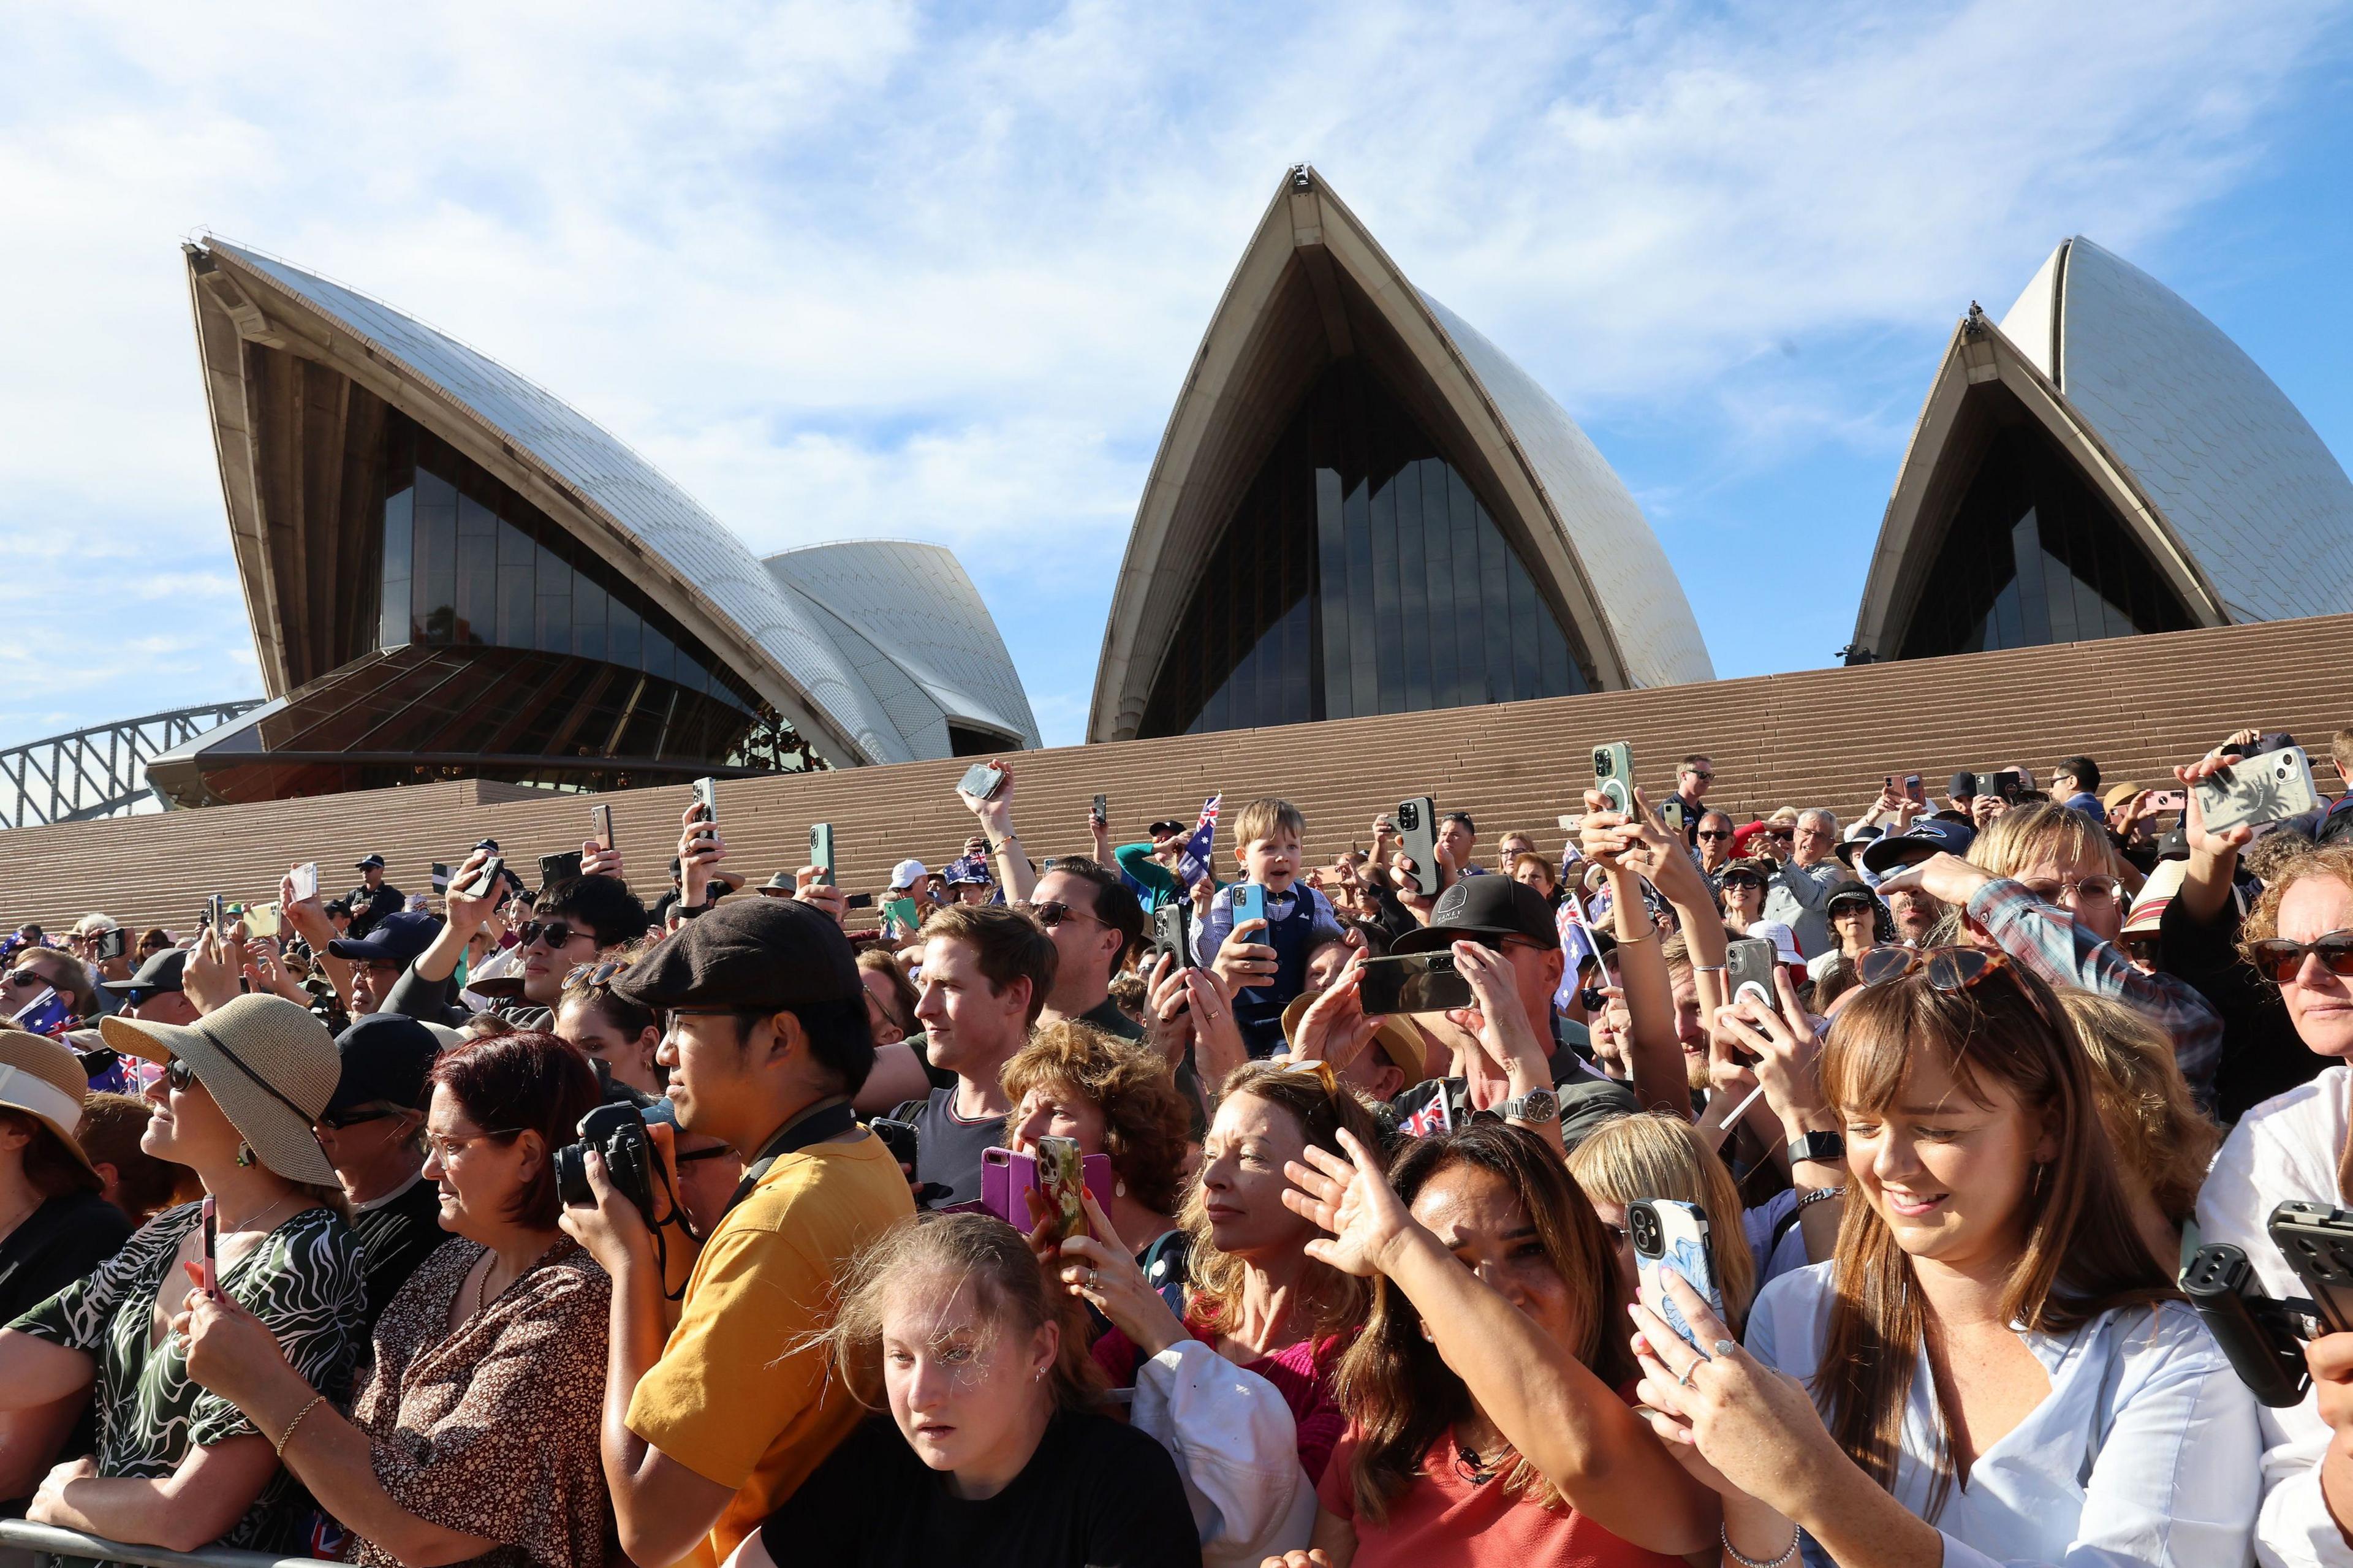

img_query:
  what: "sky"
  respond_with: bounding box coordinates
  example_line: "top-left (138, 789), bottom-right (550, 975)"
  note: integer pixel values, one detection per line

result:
top-left (2, 0), bottom-right (2349, 753)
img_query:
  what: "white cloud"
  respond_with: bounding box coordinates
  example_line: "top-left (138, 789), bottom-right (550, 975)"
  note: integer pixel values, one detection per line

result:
top-left (0, 0), bottom-right (2341, 751)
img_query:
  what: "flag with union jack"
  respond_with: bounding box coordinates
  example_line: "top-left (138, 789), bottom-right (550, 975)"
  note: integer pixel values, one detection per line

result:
top-left (1174, 795), bottom-right (1221, 888)
top-left (1400, 1088), bottom-right (1453, 1138)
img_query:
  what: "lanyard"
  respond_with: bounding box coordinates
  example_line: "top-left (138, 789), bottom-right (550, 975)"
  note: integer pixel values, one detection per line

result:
top-left (722, 1096), bottom-right (858, 1218)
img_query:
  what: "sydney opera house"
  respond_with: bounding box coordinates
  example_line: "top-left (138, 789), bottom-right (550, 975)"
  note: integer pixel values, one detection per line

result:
top-left (151, 240), bottom-right (1039, 808)
top-left (107, 169), bottom-right (2353, 812)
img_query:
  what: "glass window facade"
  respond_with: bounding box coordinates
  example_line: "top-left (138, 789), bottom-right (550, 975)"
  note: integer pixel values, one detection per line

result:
top-left (1898, 423), bottom-right (2196, 659)
top-left (1139, 360), bottom-right (1591, 738)
top-left (371, 412), bottom-right (761, 718)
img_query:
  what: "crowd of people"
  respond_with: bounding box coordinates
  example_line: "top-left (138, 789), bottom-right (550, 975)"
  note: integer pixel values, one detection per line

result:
top-left (0, 726), bottom-right (2351, 1567)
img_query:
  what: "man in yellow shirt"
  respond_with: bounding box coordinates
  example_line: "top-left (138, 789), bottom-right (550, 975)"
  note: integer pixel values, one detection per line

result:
top-left (563, 898), bottom-right (914, 1568)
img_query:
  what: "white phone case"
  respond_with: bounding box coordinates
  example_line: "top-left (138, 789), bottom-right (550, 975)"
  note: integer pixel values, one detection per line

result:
top-left (2196, 747), bottom-right (2324, 835)
top-left (1636, 1199), bottom-right (1724, 1351)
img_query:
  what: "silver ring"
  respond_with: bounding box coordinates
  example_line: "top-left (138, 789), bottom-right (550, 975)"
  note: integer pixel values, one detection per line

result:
top-left (1084, 1267), bottom-right (1099, 1290)
top-left (1715, 1338), bottom-right (1739, 1358)
top-left (1678, 1365), bottom-right (1696, 1388)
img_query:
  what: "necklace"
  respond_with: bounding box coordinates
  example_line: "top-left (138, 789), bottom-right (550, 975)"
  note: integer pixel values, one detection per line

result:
top-left (1452, 1425), bottom-right (1516, 1487)
top-left (220, 1192), bottom-right (301, 1236)
top-left (470, 1253), bottom-right (499, 1320)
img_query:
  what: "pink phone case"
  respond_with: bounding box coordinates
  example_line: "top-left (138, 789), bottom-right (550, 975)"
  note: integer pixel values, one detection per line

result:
top-left (978, 1146), bottom-right (1115, 1229)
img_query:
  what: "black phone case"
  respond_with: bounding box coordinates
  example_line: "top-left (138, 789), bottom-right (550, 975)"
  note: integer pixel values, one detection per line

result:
top-left (2271, 1201), bottom-right (2353, 1334)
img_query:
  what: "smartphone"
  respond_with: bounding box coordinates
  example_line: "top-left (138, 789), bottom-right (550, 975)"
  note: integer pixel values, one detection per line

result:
top-left (1151, 902), bottom-right (1194, 972)
top-left (289, 861), bottom-right (320, 903)
top-left (1903, 774), bottom-right (1926, 806)
top-left (1726, 937), bottom-right (1779, 1011)
top-left (843, 892), bottom-right (876, 910)
top-left (1091, 793), bottom-right (1108, 828)
top-left (883, 895), bottom-right (920, 933)
top-left (1993, 769), bottom-right (2025, 804)
top-left (1659, 799), bottom-right (1686, 833)
top-left (691, 777), bottom-right (719, 825)
top-left (1396, 795), bottom-right (1441, 898)
top-left (979, 1145), bottom-right (1115, 1233)
top-left (462, 855), bottom-right (506, 899)
top-left (1556, 813), bottom-right (1584, 833)
top-left (1232, 882), bottom-right (1267, 933)
top-left (2271, 1202), bottom-right (2353, 1335)
top-left (1631, 1197), bottom-right (1724, 1352)
top-left (2145, 789), bottom-right (2188, 812)
top-left (590, 803), bottom-right (615, 854)
top-left (870, 1116), bottom-right (920, 1175)
top-left (2184, 1241), bottom-right (2313, 1407)
top-left (96, 928), bottom-right (128, 961)
top-left (2197, 748), bottom-right (2325, 835)
top-left (1357, 950), bottom-right (1476, 1015)
top-left (810, 823), bottom-right (836, 887)
top-left (1592, 741), bottom-right (1635, 814)
top-left (242, 903), bottom-right (282, 941)
top-left (199, 1194), bottom-right (219, 1297)
top-left (1036, 1135), bottom-right (1088, 1243)
top-left (958, 762), bottom-right (1007, 801)
top-left (539, 851), bottom-right (583, 887)
top-left (206, 893), bottom-right (225, 933)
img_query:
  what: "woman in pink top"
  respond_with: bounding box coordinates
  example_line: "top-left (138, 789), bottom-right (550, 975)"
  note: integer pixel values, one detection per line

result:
top-left (1065, 1061), bottom-right (1380, 1485)
top-left (1267, 1120), bottom-right (1715, 1567)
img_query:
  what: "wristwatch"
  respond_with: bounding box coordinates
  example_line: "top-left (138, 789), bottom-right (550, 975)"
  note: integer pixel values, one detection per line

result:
top-left (1499, 1089), bottom-right (1559, 1124)
top-left (1786, 1131), bottom-right (1846, 1166)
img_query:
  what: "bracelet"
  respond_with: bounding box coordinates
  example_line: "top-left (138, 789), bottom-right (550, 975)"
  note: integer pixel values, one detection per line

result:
top-left (1794, 1186), bottom-right (1847, 1210)
top-left (1721, 1522), bottom-right (1801, 1568)
top-left (275, 1393), bottom-right (327, 1455)
top-left (989, 835), bottom-right (1018, 855)
top-left (1615, 923), bottom-right (1659, 945)
top-left (1693, 964), bottom-right (1727, 975)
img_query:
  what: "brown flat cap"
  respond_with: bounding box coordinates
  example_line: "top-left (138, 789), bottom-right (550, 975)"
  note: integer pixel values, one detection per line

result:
top-left (613, 897), bottom-right (861, 1013)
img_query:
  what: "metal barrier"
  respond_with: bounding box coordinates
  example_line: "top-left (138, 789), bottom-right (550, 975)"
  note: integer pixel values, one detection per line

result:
top-left (0, 702), bottom-right (262, 830)
top-left (0, 1518), bottom-right (314, 1568)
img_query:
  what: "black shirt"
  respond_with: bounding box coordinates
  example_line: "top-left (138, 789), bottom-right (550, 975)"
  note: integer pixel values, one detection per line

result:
top-left (347, 1172), bottom-right (455, 1331)
top-left (759, 1410), bottom-right (1195, 1568)
top-left (345, 882), bottom-right (406, 939)
top-left (1078, 996), bottom-right (1145, 1042)
top-left (0, 1189), bottom-right (132, 1324)
top-left (897, 1086), bottom-right (1006, 1209)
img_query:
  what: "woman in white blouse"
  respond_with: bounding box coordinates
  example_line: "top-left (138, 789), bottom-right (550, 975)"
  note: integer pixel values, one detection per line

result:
top-left (1624, 945), bottom-right (2259, 1568)
top-left (2197, 838), bottom-right (2353, 1568)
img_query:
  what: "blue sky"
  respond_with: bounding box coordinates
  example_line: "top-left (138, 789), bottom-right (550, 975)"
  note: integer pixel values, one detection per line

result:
top-left (1, 0), bottom-right (2348, 752)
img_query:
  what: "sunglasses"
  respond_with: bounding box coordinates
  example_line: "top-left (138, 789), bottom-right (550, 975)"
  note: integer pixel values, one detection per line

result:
top-left (1721, 874), bottom-right (1763, 890)
top-left (519, 920), bottom-right (593, 949)
top-left (1855, 944), bottom-right (2010, 991)
top-left (1684, 770), bottom-right (1713, 781)
top-left (2248, 930), bottom-right (2353, 987)
top-left (1828, 899), bottom-right (1875, 917)
top-left (164, 1058), bottom-right (200, 1093)
top-left (318, 1104), bottom-right (407, 1131)
top-left (2, 971), bottom-right (47, 988)
top-left (1696, 830), bottom-right (1732, 841)
top-left (1030, 901), bottom-right (1102, 930)
top-left (566, 960), bottom-right (629, 989)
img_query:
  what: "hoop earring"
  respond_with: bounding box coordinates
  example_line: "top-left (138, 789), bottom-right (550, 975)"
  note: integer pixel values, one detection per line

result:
top-left (1115, 1180), bottom-right (1127, 1199)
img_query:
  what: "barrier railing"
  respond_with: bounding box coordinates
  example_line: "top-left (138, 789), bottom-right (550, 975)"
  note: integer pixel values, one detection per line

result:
top-left (0, 1518), bottom-right (314, 1568)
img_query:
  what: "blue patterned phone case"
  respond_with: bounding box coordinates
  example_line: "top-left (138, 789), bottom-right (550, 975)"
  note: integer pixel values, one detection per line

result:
top-left (1634, 1198), bottom-right (1724, 1350)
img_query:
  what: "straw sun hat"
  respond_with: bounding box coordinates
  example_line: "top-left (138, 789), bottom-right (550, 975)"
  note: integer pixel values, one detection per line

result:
top-left (0, 1029), bottom-right (100, 1180)
top-left (99, 993), bottom-right (340, 1186)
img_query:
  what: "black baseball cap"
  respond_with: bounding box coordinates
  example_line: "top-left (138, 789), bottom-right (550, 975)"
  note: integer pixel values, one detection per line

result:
top-left (1147, 819), bottom-right (1186, 837)
top-left (355, 854), bottom-right (386, 870)
top-left (612, 896), bottom-right (861, 1013)
top-left (325, 1014), bottom-right (443, 1116)
top-left (1391, 875), bottom-right (1559, 955)
top-left (1859, 819), bottom-right (1978, 877)
top-left (1949, 771), bottom-right (1977, 800)
top-left (328, 910), bottom-right (444, 966)
top-left (102, 948), bottom-right (188, 1000)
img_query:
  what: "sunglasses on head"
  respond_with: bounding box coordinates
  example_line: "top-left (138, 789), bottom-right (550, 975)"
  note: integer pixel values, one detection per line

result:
top-left (566, 960), bottom-right (629, 989)
top-left (520, 920), bottom-right (591, 949)
top-left (2248, 931), bottom-right (2353, 987)
top-left (1855, 944), bottom-right (2009, 991)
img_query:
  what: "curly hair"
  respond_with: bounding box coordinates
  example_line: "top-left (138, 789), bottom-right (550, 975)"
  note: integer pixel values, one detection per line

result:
top-left (2057, 991), bottom-right (2219, 1230)
top-left (2241, 840), bottom-right (2353, 952)
top-left (999, 1021), bottom-right (1191, 1217)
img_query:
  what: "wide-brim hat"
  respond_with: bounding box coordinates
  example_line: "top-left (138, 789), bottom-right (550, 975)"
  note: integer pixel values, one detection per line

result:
top-left (99, 993), bottom-right (339, 1185)
top-left (2123, 858), bottom-right (2189, 936)
top-left (1279, 993), bottom-right (1427, 1082)
top-left (0, 1029), bottom-right (99, 1179)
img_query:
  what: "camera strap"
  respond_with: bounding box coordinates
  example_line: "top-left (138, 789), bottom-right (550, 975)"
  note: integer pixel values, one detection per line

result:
top-left (723, 1095), bottom-right (858, 1219)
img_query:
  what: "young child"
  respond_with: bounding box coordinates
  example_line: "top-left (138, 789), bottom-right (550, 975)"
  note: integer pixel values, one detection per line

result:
top-left (1191, 797), bottom-right (1347, 1057)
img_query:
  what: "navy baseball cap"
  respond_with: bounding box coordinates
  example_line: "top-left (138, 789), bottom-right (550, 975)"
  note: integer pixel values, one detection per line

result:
top-left (355, 854), bottom-right (387, 870)
top-left (327, 910), bottom-right (444, 966)
top-left (1859, 819), bottom-right (1977, 881)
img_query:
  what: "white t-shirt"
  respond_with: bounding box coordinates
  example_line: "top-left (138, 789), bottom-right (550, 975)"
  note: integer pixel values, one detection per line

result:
top-left (2197, 1064), bottom-right (2353, 1567)
top-left (1745, 1262), bottom-right (2259, 1567)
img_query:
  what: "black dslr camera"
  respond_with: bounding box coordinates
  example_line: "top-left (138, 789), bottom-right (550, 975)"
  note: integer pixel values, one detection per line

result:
top-left (554, 1100), bottom-right (675, 1223)
top-left (2186, 1200), bottom-right (2353, 1406)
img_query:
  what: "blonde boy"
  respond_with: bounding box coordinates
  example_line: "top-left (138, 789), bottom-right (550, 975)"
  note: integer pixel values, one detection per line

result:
top-left (1193, 797), bottom-right (1346, 1056)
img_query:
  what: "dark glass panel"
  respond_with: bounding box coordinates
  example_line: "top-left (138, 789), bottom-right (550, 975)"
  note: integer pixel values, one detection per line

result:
top-left (1395, 460), bottom-right (1431, 710)
top-left (412, 466), bottom-right (457, 645)
top-left (379, 485), bottom-right (413, 650)
top-left (608, 602), bottom-right (641, 670)
top-left (1896, 421), bottom-right (2196, 659)
top-left (574, 578), bottom-right (608, 662)
top-left (1423, 463), bottom-right (1460, 708)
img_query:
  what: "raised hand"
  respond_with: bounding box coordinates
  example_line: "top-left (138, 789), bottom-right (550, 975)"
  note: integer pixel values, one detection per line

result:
top-left (1290, 961), bottom-right (1381, 1073)
top-left (1282, 1129), bottom-right (1412, 1280)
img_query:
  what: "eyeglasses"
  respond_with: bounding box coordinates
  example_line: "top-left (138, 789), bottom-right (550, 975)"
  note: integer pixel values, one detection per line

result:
top-left (317, 1103), bottom-right (408, 1131)
top-left (2248, 931), bottom-right (2353, 987)
top-left (566, 960), bottom-right (629, 989)
top-left (2021, 875), bottom-right (2121, 907)
top-left (1030, 901), bottom-right (1104, 931)
top-left (519, 920), bottom-right (593, 949)
top-left (422, 1126), bottom-right (520, 1162)
top-left (1855, 945), bottom-right (2009, 991)
top-left (1696, 830), bottom-right (1732, 841)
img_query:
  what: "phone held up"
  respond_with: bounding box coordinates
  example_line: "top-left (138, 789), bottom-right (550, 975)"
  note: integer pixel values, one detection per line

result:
top-left (1091, 793), bottom-right (1108, 828)
top-left (1631, 1197), bottom-right (1723, 1352)
top-left (1355, 950), bottom-right (1474, 1016)
top-left (199, 1194), bottom-right (219, 1296)
top-left (2195, 746), bottom-right (2325, 835)
top-left (1725, 936), bottom-right (1779, 1012)
top-left (810, 823), bottom-right (836, 887)
top-left (691, 777), bottom-right (719, 826)
top-left (959, 762), bottom-right (1007, 802)
top-left (1231, 882), bottom-right (1268, 931)
top-left (590, 802), bottom-right (615, 854)
top-left (289, 862), bottom-right (320, 904)
top-left (1151, 902), bottom-right (1194, 973)
top-left (1395, 796), bottom-right (1441, 898)
top-left (1592, 741), bottom-right (1635, 815)
top-left (2189, 1200), bottom-right (2353, 1407)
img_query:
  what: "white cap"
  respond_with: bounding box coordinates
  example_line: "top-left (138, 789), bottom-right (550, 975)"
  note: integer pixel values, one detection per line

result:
top-left (2123, 860), bottom-right (2187, 936)
top-left (890, 858), bottom-right (928, 890)
top-left (1748, 920), bottom-right (1805, 966)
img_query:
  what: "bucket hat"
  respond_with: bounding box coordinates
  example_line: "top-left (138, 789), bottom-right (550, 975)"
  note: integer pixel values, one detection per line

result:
top-left (0, 1029), bottom-right (99, 1178)
top-left (100, 993), bottom-right (339, 1184)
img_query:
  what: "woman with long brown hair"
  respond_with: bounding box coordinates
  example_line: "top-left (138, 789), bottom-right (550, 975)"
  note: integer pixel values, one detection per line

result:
top-left (1265, 1119), bottom-right (1713, 1567)
top-left (1627, 949), bottom-right (2258, 1567)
